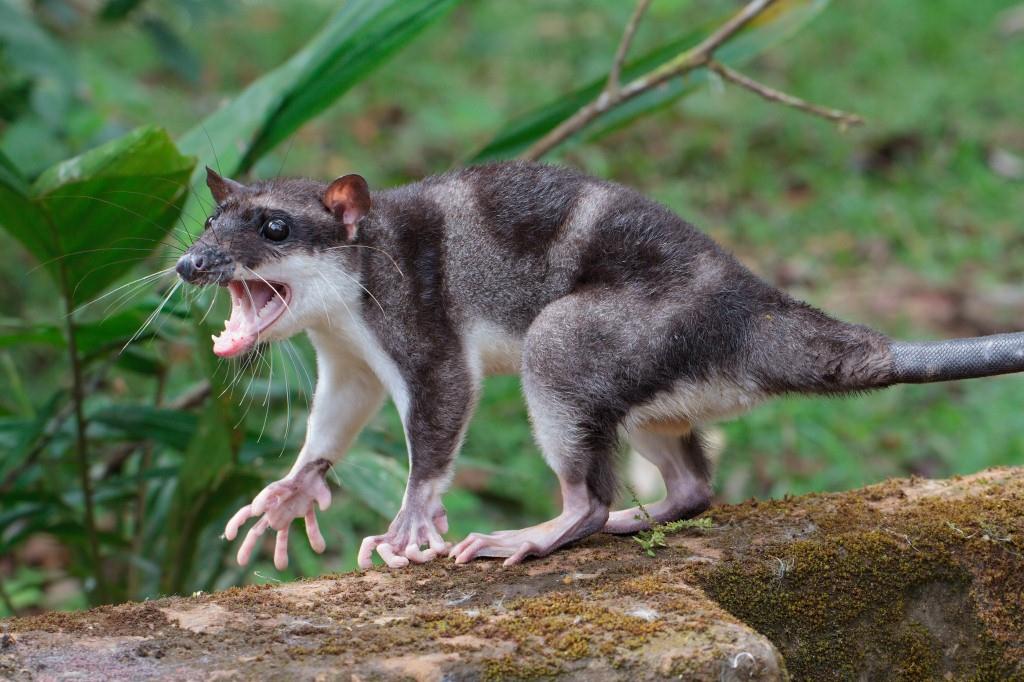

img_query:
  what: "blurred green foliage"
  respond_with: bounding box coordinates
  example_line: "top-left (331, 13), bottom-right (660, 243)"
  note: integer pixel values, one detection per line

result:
top-left (0, 0), bottom-right (1021, 617)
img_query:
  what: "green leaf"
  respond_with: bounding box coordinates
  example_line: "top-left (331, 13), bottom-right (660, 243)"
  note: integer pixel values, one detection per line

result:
top-left (99, 0), bottom-right (146, 22)
top-left (89, 405), bottom-right (199, 451)
top-left (0, 150), bottom-right (50, 264)
top-left (0, 127), bottom-right (194, 307)
top-left (473, 0), bottom-right (830, 161)
top-left (0, 318), bottom-right (64, 350)
top-left (177, 0), bottom-right (460, 228)
top-left (0, 391), bottom-right (63, 485)
top-left (0, 305), bottom-right (170, 360)
top-left (0, 1), bottom-right (76, 131)
top-left (335, 450), bottom-right (407, 519)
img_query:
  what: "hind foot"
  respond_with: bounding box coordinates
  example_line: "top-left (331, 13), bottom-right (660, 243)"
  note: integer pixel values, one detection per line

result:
top-left (451, 502), bottom-right (608, 566)
top-left (604, 486), bottom-right (711, 535)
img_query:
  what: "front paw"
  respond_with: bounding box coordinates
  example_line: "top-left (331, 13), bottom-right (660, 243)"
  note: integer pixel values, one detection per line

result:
top-left (358, 505), bottom-right (450, 570)
top-left (224, 458), bottom-right (333, 570)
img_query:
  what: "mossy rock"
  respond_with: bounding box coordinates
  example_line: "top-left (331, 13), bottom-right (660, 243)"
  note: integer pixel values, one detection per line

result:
top-left (3, 467), bottom-right (1023, 680)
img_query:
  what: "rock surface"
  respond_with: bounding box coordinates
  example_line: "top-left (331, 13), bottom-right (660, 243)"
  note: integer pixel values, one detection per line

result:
top-left (3, 467), bottom-right (1023, 680)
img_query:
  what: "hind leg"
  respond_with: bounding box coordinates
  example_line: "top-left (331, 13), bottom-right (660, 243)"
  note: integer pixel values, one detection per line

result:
top-left (450, 380), bottom-right (614, 565)
top-left (451, 297), bottom-right (618, 566)
top-left (604, 426), bottom-right (712, 534)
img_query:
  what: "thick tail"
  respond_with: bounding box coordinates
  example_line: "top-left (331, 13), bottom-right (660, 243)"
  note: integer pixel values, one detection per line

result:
top-left (759, 303), bottom-right (1024, 393)
top-left (889, 332), bottom-right (1024, 384)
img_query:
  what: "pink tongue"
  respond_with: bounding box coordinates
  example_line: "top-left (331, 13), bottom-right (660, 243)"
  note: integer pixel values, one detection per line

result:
top-left (212, 282), bottom-right (271, 358)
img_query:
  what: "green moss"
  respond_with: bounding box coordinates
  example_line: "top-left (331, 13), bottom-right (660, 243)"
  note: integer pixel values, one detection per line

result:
top-left (892, 622), bottom-right (943, 681)
top-left (419, 609), bottom-right (480, 637)
top-left (695, 476), bottom-right (1024, 680)
top-left (476, 590), bottom-right (664, 678)
top-left (482, 654), bottom-right (563, 680)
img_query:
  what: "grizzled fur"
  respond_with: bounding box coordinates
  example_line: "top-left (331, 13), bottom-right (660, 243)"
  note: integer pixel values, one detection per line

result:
top-left (183, 161), bottom-right (898, 512)
top-left (181, 160), bottom-right (1024, 566)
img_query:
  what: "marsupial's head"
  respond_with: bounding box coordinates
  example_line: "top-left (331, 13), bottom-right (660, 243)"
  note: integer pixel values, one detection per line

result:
top-left (176, 167), bottom-right (370, 358)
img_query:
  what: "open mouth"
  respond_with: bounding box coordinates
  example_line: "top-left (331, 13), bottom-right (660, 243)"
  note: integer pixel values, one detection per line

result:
top-left (212, 279), bottom-right (291, 358)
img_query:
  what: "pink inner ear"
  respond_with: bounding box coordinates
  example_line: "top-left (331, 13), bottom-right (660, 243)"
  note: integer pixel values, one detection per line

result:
top-left (324, 175), bottom-right (370, 239)
top-left (342, 207), bottom-right (361, 225)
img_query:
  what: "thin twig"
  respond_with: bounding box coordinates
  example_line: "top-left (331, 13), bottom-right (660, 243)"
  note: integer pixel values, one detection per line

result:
top-left (707, 60), bottom-right (864, 128)
top-left (521, 0), bottom-right (775, 160)
top-left (61, 277), bottom-right (108, 603)
top-left (605, 0), bottom-right (653, 97)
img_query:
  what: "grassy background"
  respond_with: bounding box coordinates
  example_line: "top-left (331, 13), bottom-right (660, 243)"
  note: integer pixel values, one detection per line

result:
top-left (1, 0), bottom-right (1022, 613)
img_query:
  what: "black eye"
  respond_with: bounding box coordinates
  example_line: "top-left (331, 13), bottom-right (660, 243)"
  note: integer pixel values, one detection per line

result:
top-left (204, 215), bottom-right (214, 230)
top-left (262, 218), bottom-right (289, 241)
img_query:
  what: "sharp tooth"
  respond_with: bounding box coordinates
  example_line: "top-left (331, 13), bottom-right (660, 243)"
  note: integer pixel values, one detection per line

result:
top-left (211, 334), bottom-right (217, 342)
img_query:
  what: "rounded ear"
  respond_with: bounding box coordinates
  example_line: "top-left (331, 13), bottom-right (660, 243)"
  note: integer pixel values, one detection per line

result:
top-left (323, 174), bottom-right (371, 241)
top-left (206, 166), bottom-right (245, 204)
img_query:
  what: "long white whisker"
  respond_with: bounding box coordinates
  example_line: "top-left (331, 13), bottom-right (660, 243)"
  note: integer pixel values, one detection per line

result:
top-left (31, 247), bottom-right (174, 276)
top-left (199, 286), bottom-right (220, 325)
top-left (72, 268), bottom-right (174, 316)
top-left (72, 257), bottom-right (180, 315)
top-left (323, 244), bottom-right (405, 278)
top-left (147, 286), bottom-right (187, 347)
top-left (121, 280), bottom-right (181, 353)
top-left (258, 344), bottom-right (274, 442)
top-left (334, 267), bottom-right (386, 318)
top-left (313, 272), bottom-right (334, 329)
top-left (312, 269), bottom-right (353, 328)
top-left (102, 274), bottom-right (171, 320)
top-left (283, 339), bottom-right (314, 408)
top-left (232, 348), bottom-right (266, 413)
top-left (220, 351), bottom-right (251, 399)
top-left (280, 344), bottom-right (292, 458)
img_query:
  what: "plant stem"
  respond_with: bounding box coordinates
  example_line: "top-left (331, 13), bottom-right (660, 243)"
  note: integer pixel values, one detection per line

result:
top-left (707, 60), bottom-right (864, 128)
top-left (0, 575), bottom-right (17, 616)
top-left (127, 370), bottom-right (166, 598)
top-left (522, 0), bottom-right (777, 160)
top-left (605, 0), bottom-right (653, 97)
top-left (61, 289), bottom-right (108, 604)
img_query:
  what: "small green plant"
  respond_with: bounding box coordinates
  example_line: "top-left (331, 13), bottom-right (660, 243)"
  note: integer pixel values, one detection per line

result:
top-left (630, 497), bottom-right (714, 557)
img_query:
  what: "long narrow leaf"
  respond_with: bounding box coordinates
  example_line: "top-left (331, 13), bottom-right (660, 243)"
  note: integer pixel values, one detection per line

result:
top-left (177, 0), bottom-right (460, 230)
top-left (473, 0), bottom-right (830, 161)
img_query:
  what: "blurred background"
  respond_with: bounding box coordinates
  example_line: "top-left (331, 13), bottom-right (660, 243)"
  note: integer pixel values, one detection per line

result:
top-left (1, 0), bottom-right (1022, 615)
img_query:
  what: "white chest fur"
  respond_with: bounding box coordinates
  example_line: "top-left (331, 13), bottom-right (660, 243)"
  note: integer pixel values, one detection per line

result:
top-left (465, 321), bottom-right (523, 377)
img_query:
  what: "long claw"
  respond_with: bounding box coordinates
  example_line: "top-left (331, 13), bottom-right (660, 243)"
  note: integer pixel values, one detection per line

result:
top-left (305, 507), bottom-right (326, 554)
